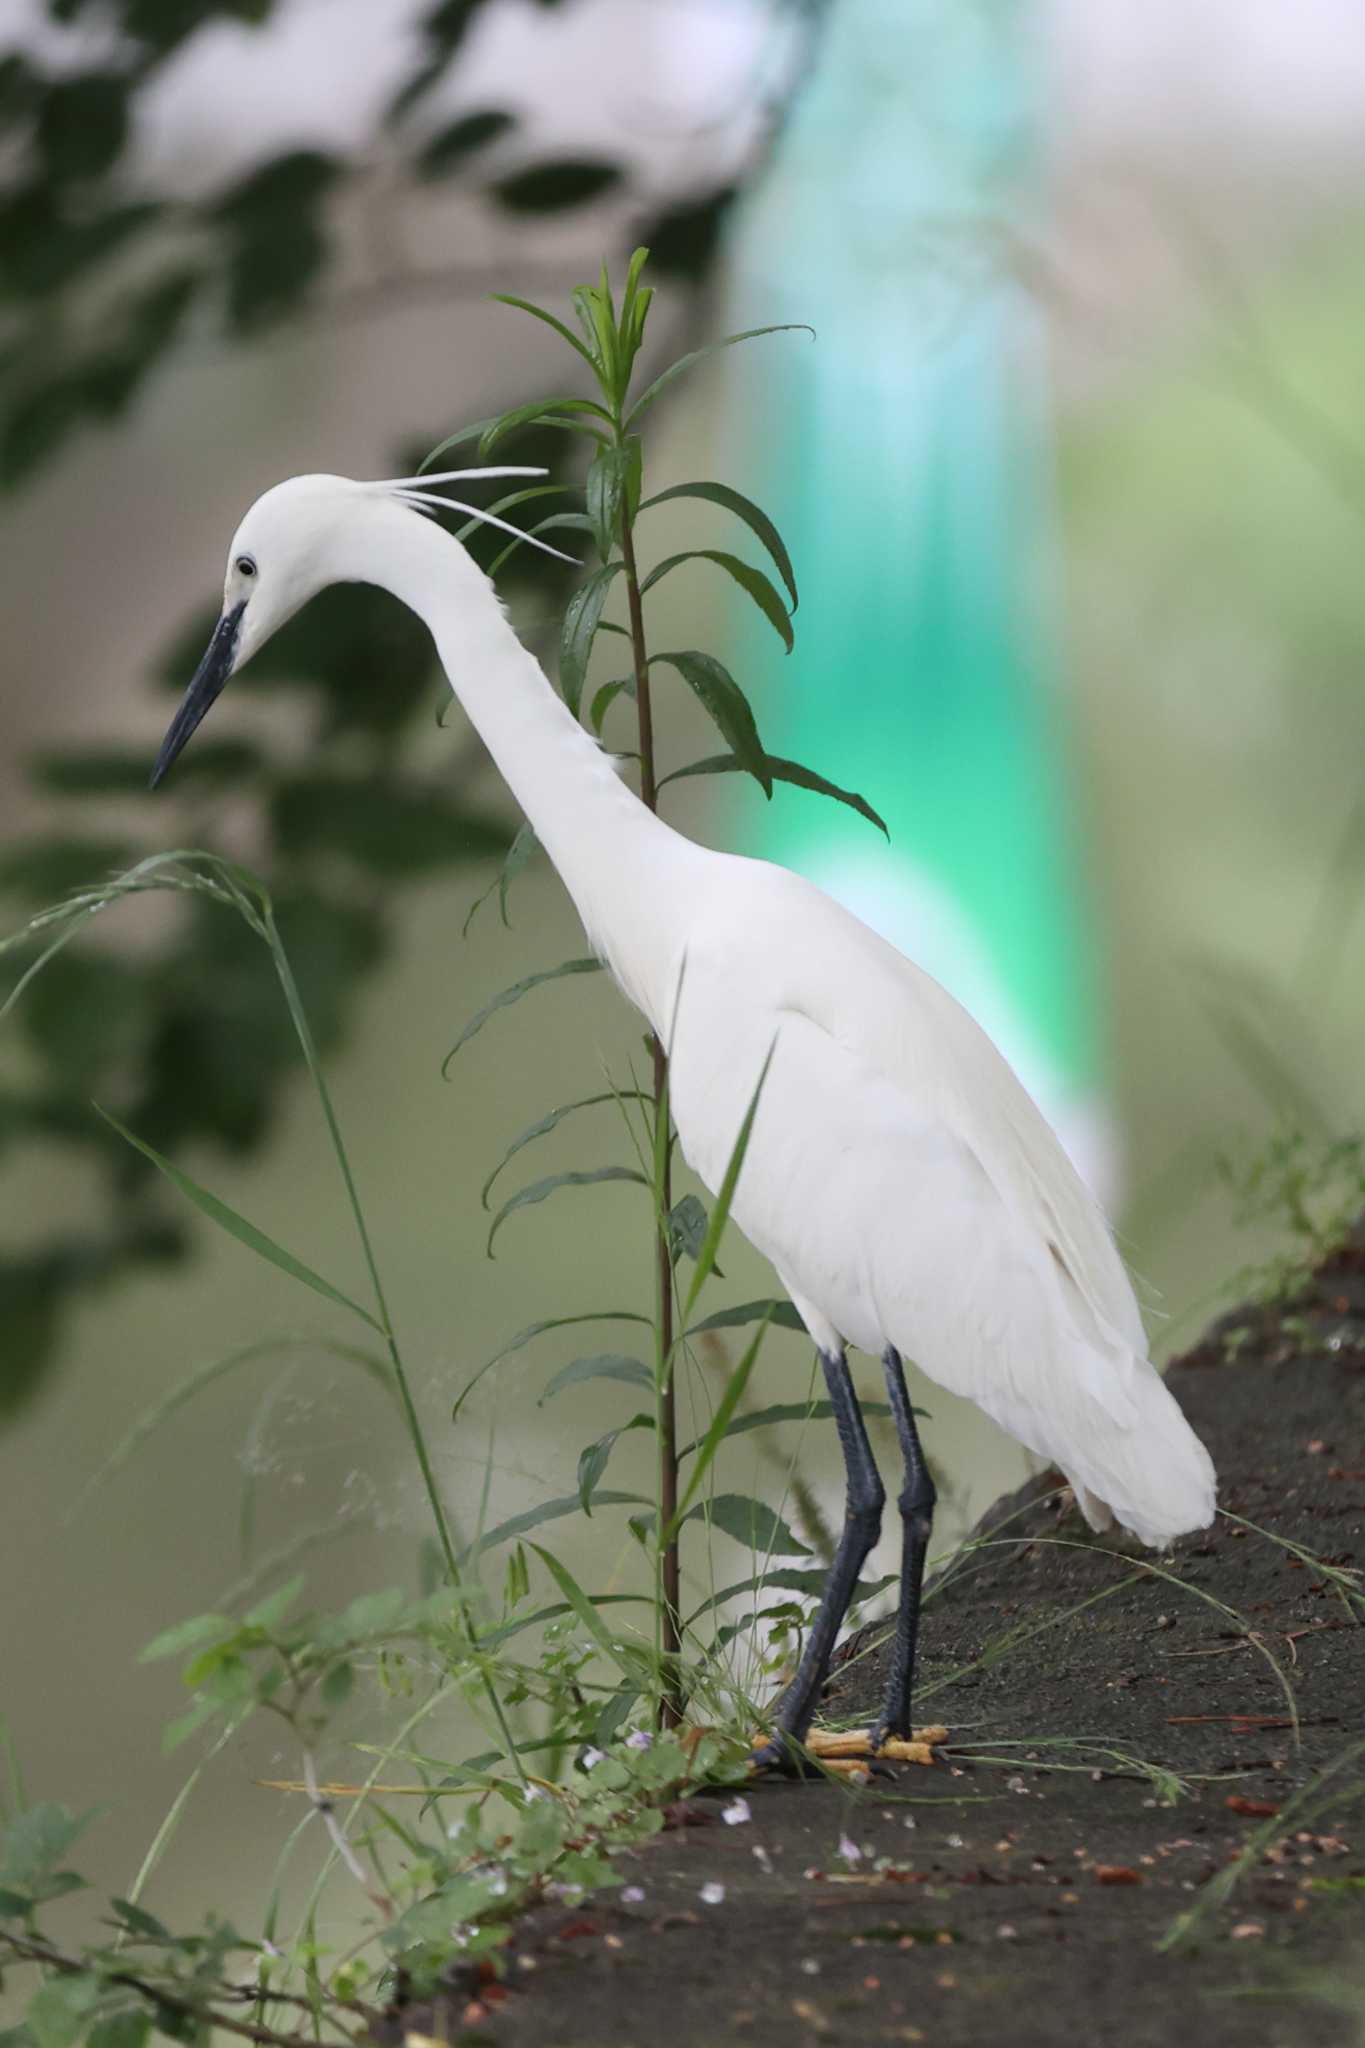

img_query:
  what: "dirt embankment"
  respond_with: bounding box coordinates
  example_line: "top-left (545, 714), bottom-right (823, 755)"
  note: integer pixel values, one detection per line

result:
top-left (400, 1236), bottom-right (1365, 2048)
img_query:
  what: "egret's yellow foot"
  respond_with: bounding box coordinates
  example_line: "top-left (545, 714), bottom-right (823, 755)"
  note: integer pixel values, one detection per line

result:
top-left (747, 1724), bottom-right (946, 1778)
top-left (805, 1724), bottom-right (946, 1768)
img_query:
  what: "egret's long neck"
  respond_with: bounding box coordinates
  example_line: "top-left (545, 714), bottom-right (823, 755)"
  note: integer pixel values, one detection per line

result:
top-left (370, 508), bottom-right (704, 1027)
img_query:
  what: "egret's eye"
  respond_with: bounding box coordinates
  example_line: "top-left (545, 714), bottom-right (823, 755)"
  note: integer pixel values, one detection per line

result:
top-left (235, 555), bottom-right (257, 578)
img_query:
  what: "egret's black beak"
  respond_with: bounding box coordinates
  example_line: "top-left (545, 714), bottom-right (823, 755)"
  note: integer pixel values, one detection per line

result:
top-left (149, 600), bottom-right (245, 789)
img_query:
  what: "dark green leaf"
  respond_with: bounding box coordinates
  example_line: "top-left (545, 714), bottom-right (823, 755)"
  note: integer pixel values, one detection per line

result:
top-left (640, 481), bottom-right (797, 607)
top-left (525, 1543), bottom-right (634, 1674)
top-left (465, 1491), bottom-right (649, 1559)
top-left (638, 186), bottom-right (737, 279)
top-left (213, 149), bottom-right (340, 229)
top-left (559, 563), bottom-right (624, 716)
top-left (651, 649), bottom-right (769, 795)
top-left (687, 1568), bottom-right (895, 1627)
top-left (453, 1307), bottom-right (653, 1423)
top-left (539, 1354), bottom-right (653, 1404)
top-left (679, 1041), bottom-right (773, 1328)
top-left (589, 676), bottom-right (635, 735)
top-left (88, 2016), bottom-right (150, 2048)
top-left (584, 440), bottom-right (639, 558)
top-left (679, 1398), bottom-right (894, 1459)
top-left (478, 395), bottom-right (612, 460)
top-left (491, 160), bottom-right (622, 213)
top-left (320, 1660), bottom-right (355, 1709)
top-left (25, 1973), bottom-right (100, 2048)
top-left (37, 73), bottom-right (128, 184)
top-left (108, 1895), bottom-right (171, 1941)
top-left (644, 553), bottom-right (793, 652)
top-left (487, 1165), bottom-right (647, 1257)
top-left (461, 819), bottom-right (539, 937)
top-left (442, 956), bottom-right (602, 1071)
top-left (96, 1107), bottom-right (383, 1332)
top-left (667, 1193), bottom-right (715, 1269)
top-left (686, 1297), bottom-right (807, 1338)
top-left (481, 1088), bottom-right (645, 1208)
top-left (668, 1322), bottom-right (770, 1537)
top-left (658, 752), bottom-right (888, 837)
top-left (1, 1802), bottom-right (98, 1887)
top-left (684, 1492), bottom-right (811, 1557)
top-left (491, 291), bottom-right (600, 371)
top-left (577, 1418), bottom-right (650, 1514)
top-left (627, 324), bottom-right (812, 426)
top-left (417, 108), bottom-right (515, 179)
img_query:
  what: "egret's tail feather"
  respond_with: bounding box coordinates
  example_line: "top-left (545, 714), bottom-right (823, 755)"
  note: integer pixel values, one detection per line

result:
top-left (1062, 1355), bottom-right (1216, 1550)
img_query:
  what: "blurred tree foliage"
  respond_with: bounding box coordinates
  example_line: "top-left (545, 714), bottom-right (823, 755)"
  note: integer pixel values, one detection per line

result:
top-left (0, 0), bottom-right (819, 1414)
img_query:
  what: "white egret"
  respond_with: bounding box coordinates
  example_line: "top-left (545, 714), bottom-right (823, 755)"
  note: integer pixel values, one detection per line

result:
top-left (151, 470), bottom-right (1217, 1769)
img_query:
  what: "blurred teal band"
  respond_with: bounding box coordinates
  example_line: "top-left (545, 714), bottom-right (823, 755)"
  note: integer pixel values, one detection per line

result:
top-left (721, 0), bottom-right (1107, 1177)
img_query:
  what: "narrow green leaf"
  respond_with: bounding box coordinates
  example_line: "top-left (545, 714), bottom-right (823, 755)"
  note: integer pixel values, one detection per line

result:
top-left (679, 1043), bottom-right (774, 1331)
top-left (667, 1192), bottom-right (712, 1268)
top-left (463, 1491), bottom-right (648, 1559)
top-left (644, 552), bottom-right (793, 652)
top-left (95, 1108), bottom-right (382, 1333)
top-left (478, 395), bottom-right (612, 459)
top-left (487, 1165), bottom-right (647, 1257)
top-left (652, 650), bottom-right (770, 794)
top-left (585, 442), bottom-right (627, 558)
top-left (559, 562), bottom-right (625, 716)
top-left (418, 416), bottom-right (500, 473)
top-left (138, 1613), bottom-right (232, 1664)
top-left (686, 1297), bottom-right (807, 1338)
top-left (441, 956), bottom-right (602, 1072)
top-left (657, 752), bottom-right (889, 838)
top-left (481, 1089), bottom-right (647, 1209)
top-left (539, 1354), bottom-right (654, 1404)
top-left (470, 1309), bottom-right (652, 1389)
top-left (640, 481), bottom-right (798, 608)
top-left (491, 292), bottom-right (600, 370)
top-left (678, 1398), bottom-right (896, 1459)
top-left (525, 1543), bottom-right (633, 1676)
top-left (589, 676), bottom-right (635, 736)
top-left (684, 1492), bottom-right (811, 1557)
top-left (626, 323), bottom-right (813, 426)
top-left (667, 1317), bottom-right (769, 1538)
top-left (577, 1416), bottom-right (651, 1515)
top-left (686, 1567), bottom-right (896, 1627)
top-left (462, 820), bottom-right (540, 939)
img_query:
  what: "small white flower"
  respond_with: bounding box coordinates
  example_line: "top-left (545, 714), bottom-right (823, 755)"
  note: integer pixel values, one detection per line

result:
top-left (800, 1958), bottom-right (820, 1976)
top-left (625, 1729), bottom-right (653, 1751)
top-left (699, 1880), bottom-right (726, 1905)
top-left (523, 1784), bottom-right (547, 1802)
top-left (946, 1833), bottom-right (965, 1849)
top-left (722, 1796), bottom-right (751, 1827)
top-left (487, 1871), bottom-right (509, 1899)
top-left (579, 1746), bottom-right (606, 1770)
top-left (622, 1885), bottom-right (646, 1904)
top-left (837, 1834), bottom-right (862, 1867)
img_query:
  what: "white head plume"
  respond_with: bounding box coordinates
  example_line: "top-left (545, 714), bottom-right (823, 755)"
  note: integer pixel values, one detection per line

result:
top-left (374, 466), bottom-right (578, 563)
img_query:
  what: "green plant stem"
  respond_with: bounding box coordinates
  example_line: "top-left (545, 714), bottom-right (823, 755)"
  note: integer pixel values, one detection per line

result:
top-left (264, 914), bottom-right (527, 1781)
top-left (618, 487), bottom-right (682, 1723)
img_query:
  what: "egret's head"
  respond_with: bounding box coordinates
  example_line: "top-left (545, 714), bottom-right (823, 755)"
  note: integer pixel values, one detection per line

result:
top-left (149, 465), bottom-right (568, 788)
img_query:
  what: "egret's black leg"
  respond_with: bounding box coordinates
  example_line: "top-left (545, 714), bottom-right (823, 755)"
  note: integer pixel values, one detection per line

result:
top-left (756, 1350), bottom-right (884, 1766)
top-left (868, 1346), bottom-right (936, 1749)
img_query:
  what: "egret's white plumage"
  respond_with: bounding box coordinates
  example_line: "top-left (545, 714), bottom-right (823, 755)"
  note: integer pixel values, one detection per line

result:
top-left (155, 472), bottom-right (1215, 1727)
